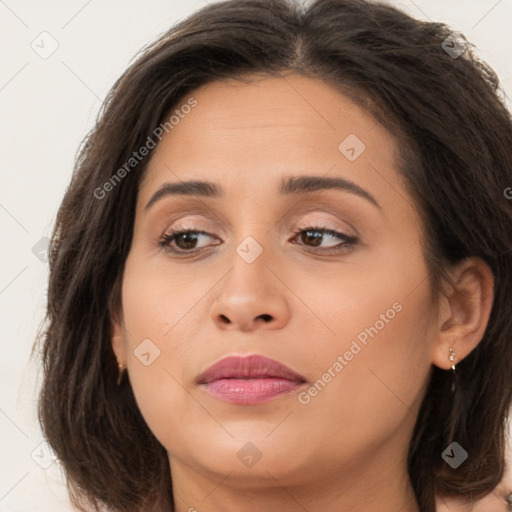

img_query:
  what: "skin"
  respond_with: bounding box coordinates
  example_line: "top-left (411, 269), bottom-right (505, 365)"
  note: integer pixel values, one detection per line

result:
top-left (111, 73), bottom-right (494, 512)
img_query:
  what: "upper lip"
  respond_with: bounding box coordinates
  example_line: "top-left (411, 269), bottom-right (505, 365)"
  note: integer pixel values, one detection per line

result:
top-left (197, 354), bottom-right (307, 384)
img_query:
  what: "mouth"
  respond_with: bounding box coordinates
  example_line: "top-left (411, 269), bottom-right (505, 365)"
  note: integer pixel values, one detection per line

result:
top-left (196, 354), bottom-right (308, 405)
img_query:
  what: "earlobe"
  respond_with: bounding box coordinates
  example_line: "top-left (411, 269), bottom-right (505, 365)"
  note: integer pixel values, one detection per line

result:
top-left (110, 317), bottom-right (127, 367)
top-left (108, 275), bottom-right (126, 365)
top-left (431, 257), bottom-right (494, 370)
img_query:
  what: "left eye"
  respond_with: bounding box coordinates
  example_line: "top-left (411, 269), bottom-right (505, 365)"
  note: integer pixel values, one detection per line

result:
top-left (158, 227), bottom-right (357, 254)
top-left (291, 226), bottom-right (357, 252)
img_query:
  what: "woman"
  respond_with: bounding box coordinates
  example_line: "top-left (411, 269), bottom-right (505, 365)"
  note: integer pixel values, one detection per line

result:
top-left (35, 0), bottom-right (512, 511)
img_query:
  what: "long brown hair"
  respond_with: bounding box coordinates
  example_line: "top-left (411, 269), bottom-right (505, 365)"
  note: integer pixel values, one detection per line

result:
top-left (34, 1), bottom-right (512, 511)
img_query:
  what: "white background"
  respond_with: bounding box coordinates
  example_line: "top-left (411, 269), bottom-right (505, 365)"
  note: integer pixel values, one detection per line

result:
top-left (1, 1), bottom-right (511, 510)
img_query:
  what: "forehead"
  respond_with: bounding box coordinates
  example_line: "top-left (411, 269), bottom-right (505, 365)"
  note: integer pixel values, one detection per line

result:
top-left (139, 74), bottom-right (401, 204)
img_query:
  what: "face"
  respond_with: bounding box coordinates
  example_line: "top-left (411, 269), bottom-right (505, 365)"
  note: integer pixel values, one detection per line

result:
top-left (112, 73), bottom-right (439, 495)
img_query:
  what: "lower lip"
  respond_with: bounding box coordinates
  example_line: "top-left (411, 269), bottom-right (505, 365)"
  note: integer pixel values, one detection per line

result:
top-left (202, 378), bottom-right (306, 405)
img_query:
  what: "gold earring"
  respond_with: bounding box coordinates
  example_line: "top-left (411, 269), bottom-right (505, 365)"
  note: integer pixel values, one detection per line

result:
top-left (116, 362), bottom-right (124, 386)
top-left (449, 348), bottom-right (457, 393)
top-left (448, 347), bottom-right (457, 371)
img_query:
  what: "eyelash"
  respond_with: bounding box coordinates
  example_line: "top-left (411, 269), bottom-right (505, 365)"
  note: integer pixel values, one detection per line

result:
top-left (158, 224), bottom-right (358, 255)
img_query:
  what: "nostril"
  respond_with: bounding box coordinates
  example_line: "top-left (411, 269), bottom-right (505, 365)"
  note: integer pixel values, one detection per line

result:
top-left (258, 314), bottom-right (272, 322)
top-left (219, 314), bottom-right (230, 324)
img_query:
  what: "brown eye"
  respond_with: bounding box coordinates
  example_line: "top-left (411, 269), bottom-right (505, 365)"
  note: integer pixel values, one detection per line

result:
top-left (291, 227), bottom-right (358, 252)
top-left (159, 230), bottom-right (219, 253)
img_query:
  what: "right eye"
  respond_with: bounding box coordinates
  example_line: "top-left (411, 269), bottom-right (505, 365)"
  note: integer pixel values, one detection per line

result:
top-left (158, 229), bottom-right (221, 254)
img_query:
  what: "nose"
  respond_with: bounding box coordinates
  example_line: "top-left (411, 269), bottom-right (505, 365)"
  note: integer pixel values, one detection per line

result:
top-left (209, 246), bottom-right (291, 333)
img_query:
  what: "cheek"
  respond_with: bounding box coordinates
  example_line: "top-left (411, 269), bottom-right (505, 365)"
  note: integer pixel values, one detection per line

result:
top-left (120, 255), bottom-right (206, 340)
top-left (286, 242), bottom-right (433, 367)
top-left (118, 257), bottom-right (203, 443)
top-left (291, 266), bottom-right (434, 449)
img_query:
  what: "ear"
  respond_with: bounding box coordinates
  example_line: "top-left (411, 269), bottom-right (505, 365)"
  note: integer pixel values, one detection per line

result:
top-left (110, 310), bottom-right (127, 368)
top-left (431, 257), bottom-right (494, 370)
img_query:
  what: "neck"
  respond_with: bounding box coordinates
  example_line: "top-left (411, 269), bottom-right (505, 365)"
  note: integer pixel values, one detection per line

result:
top-left (169, 450), bottom-right (420, 512)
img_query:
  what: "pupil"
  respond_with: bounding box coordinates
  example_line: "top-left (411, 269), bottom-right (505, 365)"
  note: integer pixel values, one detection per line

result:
top-left (177, 233), bottom-right (197, 249)
top-left (303, 230), bottom-right (322, 247)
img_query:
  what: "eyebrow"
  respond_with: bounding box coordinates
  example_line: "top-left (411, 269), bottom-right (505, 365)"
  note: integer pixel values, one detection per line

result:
top-left (144, 175), bottom-right (381, 210)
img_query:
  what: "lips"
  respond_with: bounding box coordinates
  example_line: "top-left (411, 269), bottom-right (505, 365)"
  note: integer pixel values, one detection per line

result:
top-left (197, 354), bottom-right (306, 383)
top-left (197, 354), bottom-right (307, 405)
